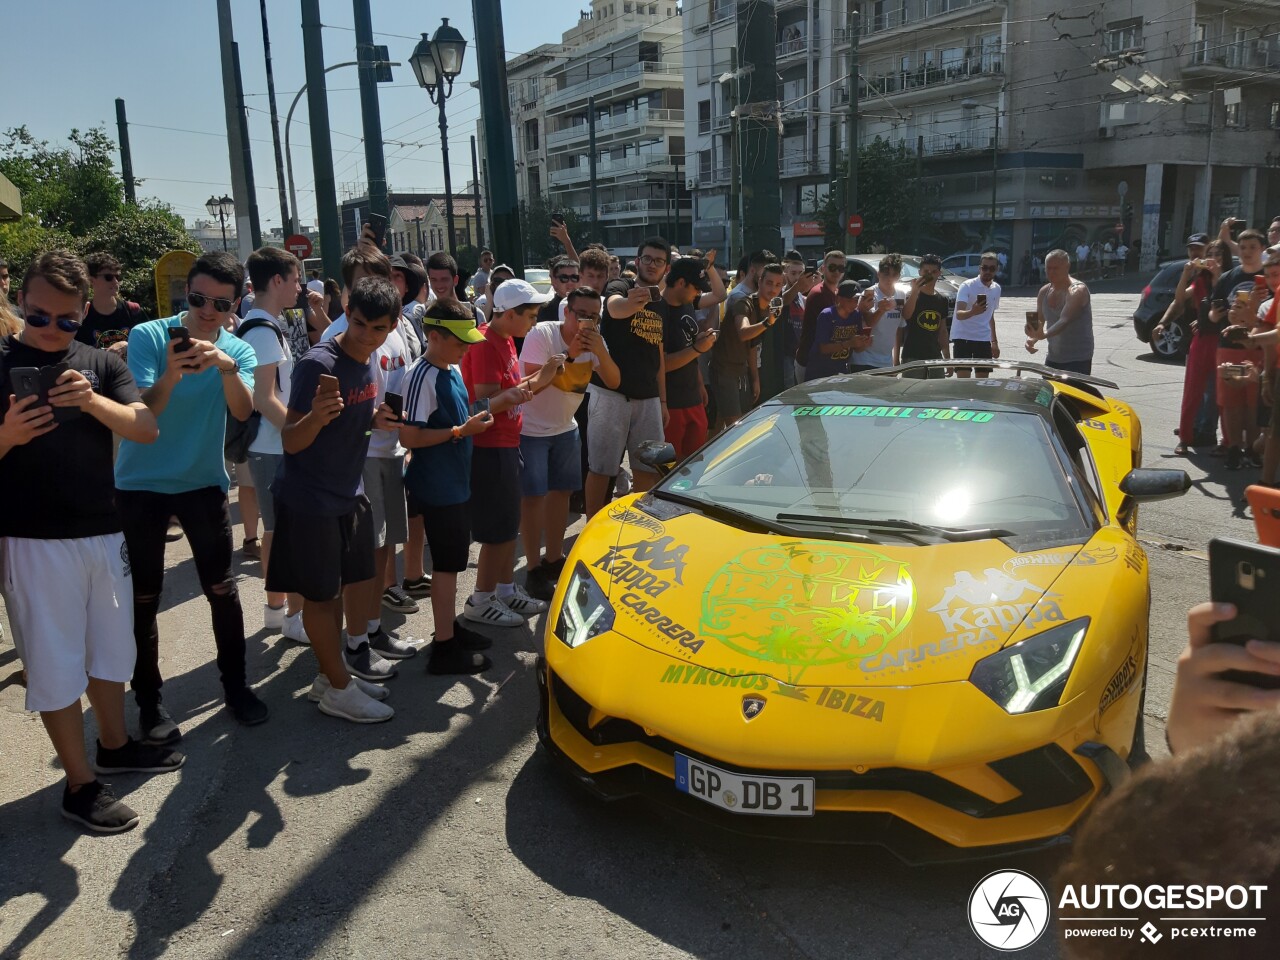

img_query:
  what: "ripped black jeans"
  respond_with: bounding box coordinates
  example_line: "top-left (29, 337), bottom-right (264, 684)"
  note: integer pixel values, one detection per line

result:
top-left (116, 486), bottom-right (247, 708)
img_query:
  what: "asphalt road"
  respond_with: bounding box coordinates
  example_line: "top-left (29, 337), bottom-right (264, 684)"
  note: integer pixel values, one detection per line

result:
top-left (0, 288), bottom-right (1254, 960)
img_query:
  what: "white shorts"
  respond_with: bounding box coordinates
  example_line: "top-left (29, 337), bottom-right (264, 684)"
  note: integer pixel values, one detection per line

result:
top-left (1, 535), bottom-right (136, 712)
top-left (586, 386), bottom-right (664, 477)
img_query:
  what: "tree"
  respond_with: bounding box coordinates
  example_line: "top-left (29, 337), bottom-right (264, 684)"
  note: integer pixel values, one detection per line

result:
top-left (519, 194), bottom-right (588, 266)
top-left (808, 137), bottom-right (928, 254)
top-left (0, 216), bottom-right (76, 290)
top-left (78, 202), bottom-right (201, 315)
top-left (0, 126), bottom-right (124, 234)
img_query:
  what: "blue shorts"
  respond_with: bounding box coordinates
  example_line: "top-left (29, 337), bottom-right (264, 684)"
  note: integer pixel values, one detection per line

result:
top-left (520, 429), bottom-right (582, 497)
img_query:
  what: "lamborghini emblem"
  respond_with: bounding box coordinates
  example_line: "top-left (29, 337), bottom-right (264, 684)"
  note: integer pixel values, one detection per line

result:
top-left (741, 695), bottom-right (766, 721)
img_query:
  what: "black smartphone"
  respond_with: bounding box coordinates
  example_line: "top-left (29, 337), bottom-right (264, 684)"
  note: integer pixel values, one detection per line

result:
top-left (646, 285), bottom-right (662, 301)
top-left (384, 391), bottom-right (403, 421)
top-left (367, 212), bottom-right (388, 247)
top-left (9, 361), bottom-right (77, 423)
top-left (1209, 537), bottom-right (1280, 689)
top-left (550, 213), bottom-right (566, 227)
top-left (168, 325), bottom-right (193, 353)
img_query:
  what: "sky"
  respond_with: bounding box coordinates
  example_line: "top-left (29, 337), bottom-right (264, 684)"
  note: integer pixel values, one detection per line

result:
top-left (1, 0), bottom-right (575, 232)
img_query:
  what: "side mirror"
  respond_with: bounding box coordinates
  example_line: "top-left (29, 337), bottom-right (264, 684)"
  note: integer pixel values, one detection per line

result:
top-left (636, 440), bottom-right (677, 475)
top-left (1119, 468), bottom-right (1192, 503)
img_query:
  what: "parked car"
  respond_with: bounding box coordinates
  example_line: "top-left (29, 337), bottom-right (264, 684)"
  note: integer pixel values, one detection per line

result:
top-left (1131, 258), bottom-right (1236, 362)
top-left (941, 253), bottom-right (984, 279)
top-left (843, 253), bottom-right (961, 315)
top-left (523, 267), bottom-right (553, 295)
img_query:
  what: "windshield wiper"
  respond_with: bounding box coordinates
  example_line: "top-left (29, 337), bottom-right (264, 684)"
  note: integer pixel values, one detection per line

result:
top-left (776, 514), bottom-right (1014, 543)
top-left (652, 491), bottom-right (873, 542)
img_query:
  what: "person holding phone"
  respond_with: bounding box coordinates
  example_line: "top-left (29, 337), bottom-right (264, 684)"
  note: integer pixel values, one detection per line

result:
top-left (115, 252), bottom-right (262, 743)
top-left (1025, 249), bottom-right (1095, 375)
top-left (897, 253), bottom-right (951, 371)
top-left (659, 258), bottom-right (716, 461)
top-left (805, 279), bottom-right (870, 381)
top-left (864, 253), bottom-right (907, 372)
top-left (950, 251), bottom-right (1002, 377)
top-left (712, 261), bottom-right (785, 428)
top-left (1216, 282), bottom-right (1266, 470)
top-left (1, 250), bottom-right (180, 833)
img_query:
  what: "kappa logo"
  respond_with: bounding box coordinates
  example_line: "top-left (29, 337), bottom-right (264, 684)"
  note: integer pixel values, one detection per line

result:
top-left (930, 568), bottom-right (1065, 635)
top-left (741, 695), bottom-right (766, 721)
top-left (601, 536), bottom-right (688, 584)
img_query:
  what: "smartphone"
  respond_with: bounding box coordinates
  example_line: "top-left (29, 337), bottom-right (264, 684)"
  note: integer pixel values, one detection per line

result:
top-left (9, 361), bottom-right (77, 423)
top-left (318, 374), bottom-right (340, 394)
top-left (367, 212), bottom-right (388, 248)
top-left (168, 325), bottom-right (193, 353)
top-left (1026, 309), bottom-right (1043, 334)
top-left (470, 396), bottom-right (491, 418)
top-left (1220, 363), bottom-right (1252, 378)
top-left (384, 391), bottom-right (403, 421)
top-left (1247, 485), bottom-right (1280, 548)
top-left (646, 285), bottom-right (662, 301)
top-left (975, 293), bottom-right (988, 304)
top-left (1209, 537), bottom-right (1280, 689)
top-left (550, 213), bottom-right (565, 226)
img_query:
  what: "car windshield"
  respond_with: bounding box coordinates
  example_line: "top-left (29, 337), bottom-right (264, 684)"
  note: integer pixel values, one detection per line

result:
top-left (525, 269), bottom-right (551, 284)
top-left (656, 402), bottom-right (1092, 544)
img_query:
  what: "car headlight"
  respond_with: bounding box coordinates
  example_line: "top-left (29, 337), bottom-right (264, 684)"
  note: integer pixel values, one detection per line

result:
top-left (969, 618), bottom-right (1089, 714)
top-left (554, 561), bottom-right (616, 648)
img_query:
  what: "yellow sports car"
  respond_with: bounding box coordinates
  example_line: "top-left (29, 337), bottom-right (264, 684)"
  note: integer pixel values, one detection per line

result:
top-left (537, 362), bottom-right (1191, 862)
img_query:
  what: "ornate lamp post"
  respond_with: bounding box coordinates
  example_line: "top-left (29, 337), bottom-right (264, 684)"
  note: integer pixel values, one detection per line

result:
top-left (411, 19), bottom-right (468, 254)
top-left (206, 194), bottom-right (235, 251)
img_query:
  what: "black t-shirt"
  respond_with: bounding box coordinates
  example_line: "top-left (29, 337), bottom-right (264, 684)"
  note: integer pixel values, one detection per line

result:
top-left (662, 300), bottom-right (702, 409)
top-left (901, 291), bottom-right (949, 361)
top-left (0, 336), bottom-right (141, 538)
top-left (271, 338), bottom-right (377, 517)
top-left (1211, 265), bottom-right (1263, 305)
top-left (596, 278), bottom-right (664, 399)
top-left (537, 295), bottom-right (562, 324)
top-left (77, 300), bottom-right (146, 350)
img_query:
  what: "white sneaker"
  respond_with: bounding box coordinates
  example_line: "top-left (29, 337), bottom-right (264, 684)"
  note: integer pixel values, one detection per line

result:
top-left (317, 681), bottom-right (394, 723)
top-left (501, 584), bottom-right (548, 617)
top-left (264, 604), bottom-right (285, 631)
top-left (463, 593), bottom-right (525, 627)
top-left (307, 674), bottom-right (390, 702)
top-left (282, 611), bottom-right (310, 645)
top-left (615, 468), bottom-right (631, 496)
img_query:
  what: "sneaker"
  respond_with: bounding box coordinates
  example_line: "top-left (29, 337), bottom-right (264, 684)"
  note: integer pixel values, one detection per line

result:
top-left (544, 556), bottom-right (567, 580)
top-left (381, 584), bottom-right (419, 614)
top-left (282, 611), bottom-right (310, 645)
top-left (317, 681), bottom-right (394, 723)
top-left (225, 687), bottom-right (270, 726)
top-left (427, 639), bottom-right (492, 675)
top-left (524, 563), bottom-right (556, 603)
top-left (344, 641), bottom-right (399, 681)
top-left (452, 620), bottom-right (494, 651)
top-left (463, 593), bottom-right (525, 627)
top-left (165, 519), bottom-right (184, 542)
top-left (1227, 445), bottom-right (1245, 470)
top-left (139, 704), bottom-right (181, 745)
top-left (402, 575), bottom-right (433, 598)
top-left (502, 584), bottom-right (549, 618)
top-left (61, 780), bottom-right (140, 834)
top-left (307, 674), bottom-right (390, 702)
top-left (242, 538), bottom-right (261, 560)
top-left (369, 627), bottom-right (421, 660)
top-left (264, 604), bottom-right (285, 631)
top-left (93, 737), bottom-right (186, 775)
top-left (615, 468), bottom-right (631, 496)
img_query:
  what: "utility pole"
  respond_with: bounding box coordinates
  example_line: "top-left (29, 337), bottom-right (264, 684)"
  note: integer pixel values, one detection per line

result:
top-left (727, 47), bottom-right (742, 263)
top-left (470, 135), bottom-right (485, 248)
top-left (354, 0), bottom-right (389, 227)
top-left (259, 0), bottom-right (292, 234)
top-left (674, 157), bottom-right (682, 248)
top-left (472, 0), bottom-right (523, 277)
top-left (217, 0), bottom-right (253, 260)
top-left (232, 42), bottom-right (263, 248)
top-left (915, 134), bottom-right (924, 251)
top-left (845, 0), bottom-right (859, 254)
top-left (588, 95), bottom-right (600, 243)
top-left (115, 98), bottom-right (136, 204)
top-left (302, 0), bottom-right (343, 281)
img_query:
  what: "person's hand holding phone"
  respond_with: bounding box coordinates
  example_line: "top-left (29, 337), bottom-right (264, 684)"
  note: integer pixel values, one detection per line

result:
top-left (1167, 602), bottom-right (1280, 754)
top-left (532, 354), bottom-right (567, 391)
top-left (693, 329), bottom-right (717, 353)
top-left (372, 402), bottom-right (400, 431)
top-left (626, 285), bottom-right (653, 308)
top-left (313, 374), bottom-right (344, 425)
top-left (459, 409), bottom-right (494, 437)
top-left (46, 368), bottom-right (96, 412)
top-left (0, 392), bottom-right (56, 446)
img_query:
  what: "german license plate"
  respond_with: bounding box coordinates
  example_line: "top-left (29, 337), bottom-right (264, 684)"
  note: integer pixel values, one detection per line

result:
top-left (674, 753), bottom-right (814, 817)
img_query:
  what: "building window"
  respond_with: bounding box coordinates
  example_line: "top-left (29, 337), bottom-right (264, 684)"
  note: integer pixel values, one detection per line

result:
top-left (1270, 101), bottom-right (1280, 129)
top-left (524, 119), bottom-right (540, 152)
top-left (1225, 101), bottom-right (1241, 127)
top-left (1105, 18), bottom-right (1143, 54)
top-left (624, 2), bottom-right (632, 12)
top-left (698, 99), bottom-right (711, 135)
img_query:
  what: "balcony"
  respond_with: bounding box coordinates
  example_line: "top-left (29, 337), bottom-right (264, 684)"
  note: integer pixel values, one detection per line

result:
top-left (780, 155), bottom-right (824, 177)
top-left (711, 0), bottom-right (735, 24)
top-left (1185, 40), bottom-right (1280, 78)
top-left (777, 36), bottom-right (809, 61)
top-left (917, 130), bottom-right (997, 156)
top-left (598, 198), bottom-right (691, 218)
top-left (860, 56), bottom-right (1003, 99)
top-left (549, 154), bottom-right (677, 186)
top-left (697, 163), bottom-right (732, 185)
top-left (547, 108), bottom-right (684, 148)
top-left (859, 0), bottom-right (996, 40)
top-left (545, 61), bottom-right (683, 111)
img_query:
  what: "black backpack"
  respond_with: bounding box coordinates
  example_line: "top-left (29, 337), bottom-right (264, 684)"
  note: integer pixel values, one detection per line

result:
top-left (224, 316), bottom-right (285, 464)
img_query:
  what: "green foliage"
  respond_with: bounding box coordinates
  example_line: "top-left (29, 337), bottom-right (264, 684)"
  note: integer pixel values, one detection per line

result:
top-left (0, 126), bottom-right (124, 234)
top-left (79, 202), bottom-right (201, 315)
top-left (808, 137), bottom-right (929, 254)
top-left (0, 217), bottom-right (76, 288)
top-left (519, 194), bottom-right (589, 266)
top-left (454, 244), bottom-right (480, 276)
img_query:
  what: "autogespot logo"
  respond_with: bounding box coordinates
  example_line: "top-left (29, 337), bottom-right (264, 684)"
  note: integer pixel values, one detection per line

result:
top-left (968, 870), bottom-right (1051, 951)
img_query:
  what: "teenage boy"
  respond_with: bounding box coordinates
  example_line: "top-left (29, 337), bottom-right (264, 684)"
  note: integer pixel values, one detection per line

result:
top-left (268, 277), bottom-right (403, 722)
top-left (401, 302), bottom-right (498, 673)
top-left (116, 252), bottom-right (265, 742)
top-left (712, 262), bottom-right (785, 429)
top-left (898, 254), bottom-right (951, 369)
top-left (240, 246), bottom-right (309, 644)
top-left (863, 253), bottom-right (906, 371)
top-left (661, 258), bottom-right (716, 459)
top-left (2, 250), bottom-right (181, 833)
top-left (461, 279), bottom-right (564, 626)
top-left (796, 250), bottom-right (847, 382)
top-left (519, 287), bottom-right (621, 601)
top-left (807, 280), bottom-right (874, 379)
top-left (80, 252), bottom-right (147, 353)
top-left (951, 251), bottom-right (1002, 378)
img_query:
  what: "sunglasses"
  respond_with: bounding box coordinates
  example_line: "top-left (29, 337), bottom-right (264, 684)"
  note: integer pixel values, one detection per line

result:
top-left (556, 273), bottom-right (580, 283)
top-left (980, 264), bottom-right (998, 272)
top-left (826, 263), bottom-right (847, 272)
top-left (188, 291), bottom-right (236, 313)
top-left (24, 312), bottom-right (83, 333)
top-left (97, 273), bottom-right (121, 283)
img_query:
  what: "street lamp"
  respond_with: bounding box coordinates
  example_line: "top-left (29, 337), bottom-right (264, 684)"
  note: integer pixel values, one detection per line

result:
top-left (962, 99), bottom-right (999, 251)
top-left (411, 19), bottom-right (467, 255)
top-left (206, 194), bottom-right (234, 251)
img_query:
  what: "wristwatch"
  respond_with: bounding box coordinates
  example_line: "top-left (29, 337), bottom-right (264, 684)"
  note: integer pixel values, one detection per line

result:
top-left (219, 361), bottom-right (240, 375)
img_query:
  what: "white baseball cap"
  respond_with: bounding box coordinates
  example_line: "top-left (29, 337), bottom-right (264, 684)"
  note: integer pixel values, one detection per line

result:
top-left (493, 278), bottom-right (554, 312)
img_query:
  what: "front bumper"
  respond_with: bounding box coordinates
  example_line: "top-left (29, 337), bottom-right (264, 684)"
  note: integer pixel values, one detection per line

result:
top-left (536, 655), bottom-right (1126, 865)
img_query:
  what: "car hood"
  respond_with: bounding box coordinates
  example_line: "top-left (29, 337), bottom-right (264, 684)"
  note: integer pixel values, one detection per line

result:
top-left (578, 497), bottom-right (1088, 688)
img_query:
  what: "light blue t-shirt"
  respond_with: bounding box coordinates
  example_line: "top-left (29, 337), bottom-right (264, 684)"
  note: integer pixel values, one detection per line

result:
top-left (116, 315), bottom-right (257, 494)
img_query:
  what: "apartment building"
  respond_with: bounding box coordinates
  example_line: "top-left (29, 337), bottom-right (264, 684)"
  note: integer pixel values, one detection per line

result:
top-left (684, 0), bottom-right (1279, 271)
top-left (504, 0), bottom-right (689, 254)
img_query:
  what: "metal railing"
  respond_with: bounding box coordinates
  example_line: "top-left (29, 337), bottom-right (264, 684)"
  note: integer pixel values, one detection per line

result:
top-left (1188, 41), bottom-right (1280, 72)
top-left (549, 154), bottom-right (676, 186)
top-left (861, 56), bottom-right (1002, 97)
top-left (862, 0), bottom-right (989, 36)
top-left (776, 37), bottom-right (808, 59)
top-left (545, 61), bottom-right (683, 108)
top-left (711, 0), bottom-right (735, 24)
top-left (547, 108), bottom-right (684, 147)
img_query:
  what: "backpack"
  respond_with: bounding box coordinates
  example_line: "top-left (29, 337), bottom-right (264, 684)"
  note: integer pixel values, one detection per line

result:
top-left (224, 316), bottom-right (285, 464)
